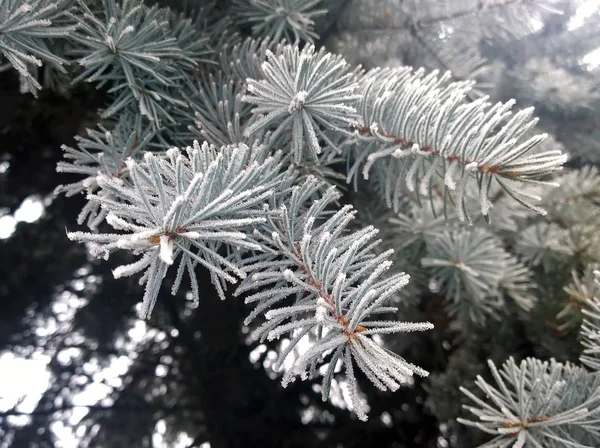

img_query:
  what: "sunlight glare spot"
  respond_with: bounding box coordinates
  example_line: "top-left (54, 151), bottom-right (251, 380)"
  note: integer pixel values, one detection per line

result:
top-left (155, 364), bottom-right (168, 377)
top-left (0, 215), bottom-right (16, 239)
top-left (301, 406), bottom-right (316, 424)
top-left (249, 343), bottom-right (267, 363)
top-left (568, 1), bottom-right (599, 30)
top-left (380, 411), bottom-right (392, 427)
top-left (0, 353), bottom-right (51, 415)
top-left (0, 195), bottom-right (48, 239)
top-left (14, 196), bottom-right (45, 223)
top-left (581, 47), bottom-right (600, 70)
top-left (128, 320), bottom-right (148, 341)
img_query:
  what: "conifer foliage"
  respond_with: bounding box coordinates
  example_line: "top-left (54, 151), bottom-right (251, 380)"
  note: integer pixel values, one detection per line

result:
top-left (67, 141), bottom-right (286, 317)
top-left (458, 357), bottom-right (600, 447)
top-left (7, 0), bottom-right (600, 443)
top-left (351, 67), bottom-right (567, 221)
top-left (243, 44), bottom-right (360, 163)
top-left (237, 178), bottom-right (433, 420)
top-left (232, 0), bottom-right (326, 44)
top-left (0, 0), bottom-right (75, 94)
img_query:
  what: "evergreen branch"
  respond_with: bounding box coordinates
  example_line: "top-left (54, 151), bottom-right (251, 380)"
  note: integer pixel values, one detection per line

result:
top-left (351, 66), bottom-right (567, 222)
top-left (31, 0), bottom-right (600, 432)
top-left (166, 7), bottom-right (214, 72)
top-left (414, 0), bottom-right (565, 43)
top-left (541, 166), bottom-right (600, 209)
top-left (422, 228), bottom-right (509, 325)
top-left (236, 177), bottom-right (433, 420)
top-left (70, 0), bottom-right (183, 86)
top-left (409, 22), bottom-right (489, 86)
top-left (55, 112), bottom-right (158, 230)
top-left (188, 73), bottom-right (255, 148)
top-left (243, 44), bottom-right (361, 163)
top-left (580, 270), bottom-right (600, 372)
top-left (458, 357), bottom-right (600, 447)
top-left (231, 0), bottom-right (327, 44)
top-left (410, 24), bottom-right (473, 82)
top-left (558, 264), bottom-right (600, 332)
top-left (385, 197), bottom-right (454, 252)
top-left (221, 36), bottom-right (285, 84)
top-left (0, 0), bottom-right (76, 95)
top-left (315, 0), bottom-right (351, 47)
top-left (69, 0), bottom-right (210, 125)
top-left (416, 0), bottom-right (522, 26)
top-left (500, 255), bottom-right (537, 312)
top-left (67, 141), bottom-right (287, 318)
top-left (516, 222), bottom-right (573, 270)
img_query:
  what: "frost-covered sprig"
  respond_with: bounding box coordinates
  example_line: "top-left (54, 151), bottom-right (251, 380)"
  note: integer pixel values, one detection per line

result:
top-left (458, 357), bottom-right (600, 447)
top-left (540, 165), bottom-right (600, 223)
top-left (411, 0), bottom-right (564, 43)
top-left (102, 74), bottom-right (191, 124)
top-left (221, 37), bottom-right (285, 83)
top-left (581, 302), bottom-right (600, 372)
top-left (500, 256), bottom-right (536, 313)
top-left (0, 0), bottom-right (76, 95)
top-left (516, 222), bottom-right (573, 271)
top-left (465, 182), bottom-right (535, 233)
top-left (243, 44), bottom-right (361, 163)
top-left (235, 177), bottom-right (433, 420)
top-left (290, 152), bottom-right (347, 193)
top-left (69, 0), bottom-right (207, 124)
top-left (159, 0), bottom-right (229, 53)
top-left (512, 57), bottom-right (600, 113)
top-left (557, 265), bottom-right (600, 332)
top-left (421, 228), bottom-right (510, 325)
top-left (386, 198), bottom-right (456, 255)
top-left (55, 113), bottom-right (158, 230)
top-left (232, 0), bottom-right (327, 44)
top-left (189, 74), bottom-right (255, 148)
top-left (68, 141), bottom-right (286, 318)
top-left (351, 66), bottom-right (567, 222)
top-left (70, 0), bottom-right (184, 87)
top-left (581, 270), bottom-right (600, 372)
top-left (166, 8), bottom-right (214, 73)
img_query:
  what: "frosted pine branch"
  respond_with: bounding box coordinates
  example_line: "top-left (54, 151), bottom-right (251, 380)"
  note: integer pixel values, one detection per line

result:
top-left (243, 44), bottom-right (361, 163)
top-left (0, 0), bottom-right (75, 95)
top-left (516, 222), bottom-right (573, 270)
top-left (55, 113), bottom-right (157, 230)
top-left (232, 0), bottom-right (327, 44)
top-left (458, 357), bottom-right (600, 447)
top-left (189, 74), bottom-right (255, 148)
top-left (69, 0), bottom-right (209, 124)
top-left (70, 0), bottom-right (183, 86)
top-left (557, 265), bottom-right (600, 331)
top-left (580, 269), bottom-right (600, 372)
top-left (221, 37), bottom-right (285, 83)
top-left (236, 177), bottom-right (433, 420)
top-left (350, 66), bottom-right (567, 222)
top-left (422, 228), bottom-right (509, 325)
top-left (67, 141), bottom-right (286, 318)
top-left (499, 255), bottom-right (536, 312)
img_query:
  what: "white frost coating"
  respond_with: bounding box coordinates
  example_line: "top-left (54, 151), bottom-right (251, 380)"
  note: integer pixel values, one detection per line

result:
top-left (315, 297), bottom-right (329, 323)
top-left (289, 90), bottom-right (309, 112)
top-left (283, 269), bottom-right (295, 282)
top-left (159, 235), bottom-right (174, 265)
